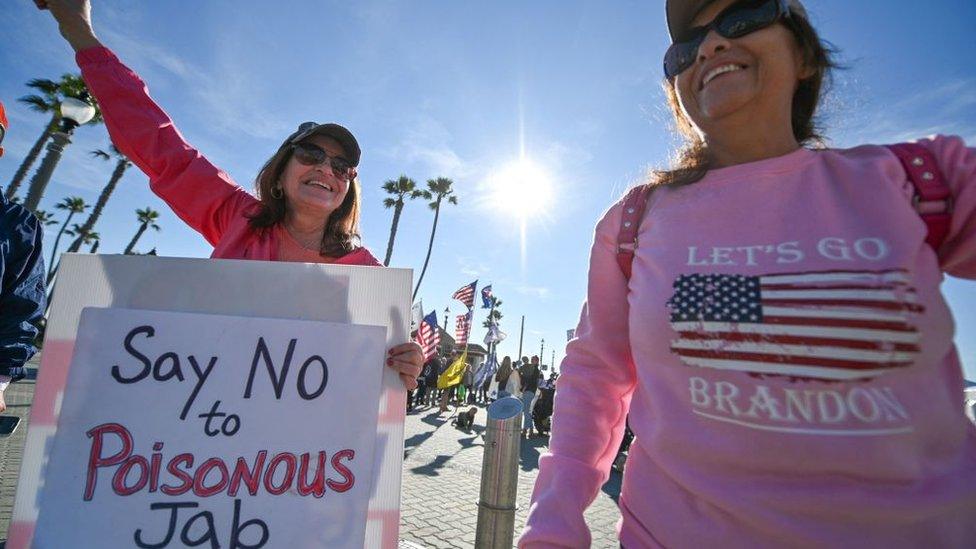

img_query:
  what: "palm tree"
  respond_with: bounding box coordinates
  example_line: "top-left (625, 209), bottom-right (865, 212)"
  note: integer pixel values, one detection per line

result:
top-left (47, 196), bottom-right (88, 283)
top-left (412, 177), bottom-right (458, 300)
top-left (66, 224), bottom-right (99, 251)
top-left (381, 175), bottom-right (430, 267)
top-left (65, 145), bottom-right (131, 254)
top-left (6, 75), bottom-right (102, 200)
top-left (33, 208), bottom-right (59, 229)
top-left (123, 207), bottom-right (161, 255)
top-left (47, 224), bottom-right (100, 285)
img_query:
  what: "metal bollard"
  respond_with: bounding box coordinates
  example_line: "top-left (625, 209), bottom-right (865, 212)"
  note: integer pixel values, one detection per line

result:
top-left (475, 396), bottom-right (523, 549)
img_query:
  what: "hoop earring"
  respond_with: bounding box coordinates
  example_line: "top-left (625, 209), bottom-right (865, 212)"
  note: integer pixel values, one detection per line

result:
top-left (270, 186), bottom-right (284, 200)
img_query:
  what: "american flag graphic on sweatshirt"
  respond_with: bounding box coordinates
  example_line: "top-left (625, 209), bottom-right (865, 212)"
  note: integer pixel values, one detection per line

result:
top-left (665, 270), bottom-right (923, 381)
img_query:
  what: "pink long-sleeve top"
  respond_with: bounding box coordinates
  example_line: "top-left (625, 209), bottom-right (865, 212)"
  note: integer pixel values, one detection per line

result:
top-left (76, 47), bottom-right (379, 266)
top-left (521, 138), bottom-right (976, 548)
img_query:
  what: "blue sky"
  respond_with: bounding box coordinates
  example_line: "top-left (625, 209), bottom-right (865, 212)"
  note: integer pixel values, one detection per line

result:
top-left (2, 1), bottom-right (975, 378)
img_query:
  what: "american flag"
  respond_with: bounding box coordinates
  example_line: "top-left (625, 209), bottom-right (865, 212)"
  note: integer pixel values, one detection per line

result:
top-left (415, 311), bottom-right (441, 361)
top-left (455, 311), bottom-right (472, 347)
top-left (665, 270), bottom-right (923, 381)
top-left (452, 280), bottom-right (478, 309)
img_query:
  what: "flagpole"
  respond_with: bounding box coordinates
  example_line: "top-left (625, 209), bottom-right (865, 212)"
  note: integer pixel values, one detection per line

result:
top-left (518, 315), bottom-right (525, 358)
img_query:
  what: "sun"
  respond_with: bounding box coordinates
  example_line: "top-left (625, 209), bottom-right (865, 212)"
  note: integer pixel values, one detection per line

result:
top-left (485, 158), bottom-right (554, 220)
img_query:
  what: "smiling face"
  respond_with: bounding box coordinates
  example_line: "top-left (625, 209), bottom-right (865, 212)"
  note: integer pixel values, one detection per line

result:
top-left (673, 0), bottom-right (810, 136)
top-left (279, 134), bottom-right (351, 221)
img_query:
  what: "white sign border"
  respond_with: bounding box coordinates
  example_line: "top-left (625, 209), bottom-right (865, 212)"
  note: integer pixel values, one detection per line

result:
top-left (10, 254), bottom-right (411, 548)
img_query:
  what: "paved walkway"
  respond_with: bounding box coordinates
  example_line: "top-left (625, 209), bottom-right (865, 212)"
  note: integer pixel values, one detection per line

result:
top-left (0, 360), bottom-right (36, 548)
top-left (399, 401), bottom-right (622, 548)
top-left (0, 366), bottom-right (622, 547)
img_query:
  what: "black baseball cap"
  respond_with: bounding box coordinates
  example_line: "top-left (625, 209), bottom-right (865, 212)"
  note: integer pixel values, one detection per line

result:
top-left (665, 0), bottom-right (808, 42)
top-left (281, 122), bottom-right (361, 167)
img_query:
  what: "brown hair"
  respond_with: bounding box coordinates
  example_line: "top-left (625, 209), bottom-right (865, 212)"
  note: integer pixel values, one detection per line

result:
top-left (650, 10), bottom-right (838, 189)
top-left (247, 144), bottom-right (362, 257)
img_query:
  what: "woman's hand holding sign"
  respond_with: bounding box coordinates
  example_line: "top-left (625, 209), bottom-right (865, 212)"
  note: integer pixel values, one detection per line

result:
top-left (387, 342), bottom-right (423, 390)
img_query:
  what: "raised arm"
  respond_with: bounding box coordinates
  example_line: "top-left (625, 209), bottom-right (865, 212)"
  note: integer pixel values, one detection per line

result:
top-left (520, 201), bottom-right (638, 548)
top-left (921, 135), bottom-right (976, 278)
top-left (36, 0), bottom-right (256, 246)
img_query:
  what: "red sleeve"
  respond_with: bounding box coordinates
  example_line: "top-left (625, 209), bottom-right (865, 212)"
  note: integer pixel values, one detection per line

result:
top-left (76, 47), bottom-right (257, 246)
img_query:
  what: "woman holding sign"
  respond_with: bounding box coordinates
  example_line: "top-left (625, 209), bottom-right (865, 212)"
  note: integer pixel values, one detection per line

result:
top-left (522, 0), bottom-right (976, 547)
top-left (36, 0), bottom-right (424, 388)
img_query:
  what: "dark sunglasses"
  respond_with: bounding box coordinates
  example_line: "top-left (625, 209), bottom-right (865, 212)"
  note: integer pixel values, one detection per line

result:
top-left (291, 142), bottom-right (353, 179)
top-left (663, 0), bottom-right (792, 79)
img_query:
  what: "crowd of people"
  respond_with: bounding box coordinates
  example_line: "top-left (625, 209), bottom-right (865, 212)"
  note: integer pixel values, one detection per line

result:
top-left (408, 351), bottom-right (559, 438)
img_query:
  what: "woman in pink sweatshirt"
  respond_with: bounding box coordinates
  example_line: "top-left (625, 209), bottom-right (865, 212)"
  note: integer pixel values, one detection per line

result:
top-left (522, 0), bottom-right (976, 547)
top-left (38, 0), bottom-right (424, 388)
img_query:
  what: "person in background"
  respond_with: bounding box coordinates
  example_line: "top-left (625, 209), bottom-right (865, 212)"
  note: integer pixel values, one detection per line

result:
top-left (495, 356), bottom-right (513, 398)
top-left (518, 356), bottom-right (542, 438)
top-left (37, 0), bottom-right (423, 388)
top-left (522, 0), bottom-right (976, 546)
top-left (0, 100), bottom-right (46, 413)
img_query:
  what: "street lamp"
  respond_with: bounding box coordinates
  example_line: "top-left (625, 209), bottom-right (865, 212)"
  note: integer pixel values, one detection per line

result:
top-left (540, 338), bottom-right (545, 362)
top-left (24, 95), bottom-right (97, 212)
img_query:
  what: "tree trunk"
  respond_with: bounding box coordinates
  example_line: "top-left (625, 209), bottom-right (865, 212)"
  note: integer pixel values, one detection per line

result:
top-left (412, 197), bottom-right (442, 300)
top-left (24, 131), bottom-right (71, 212)
top-left (124, 223), bottom-right (148, 255)
top-left (383, 199), bottom-right (404, 267)
top-left (47, 212), bottom-right (75, 284)
top-left (66, 159), bottom-right (128, 253)
top-left (5, 113), bottom-right (58, 200)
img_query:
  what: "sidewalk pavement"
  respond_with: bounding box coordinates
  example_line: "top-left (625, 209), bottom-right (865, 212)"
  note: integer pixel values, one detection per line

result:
top-left (399, 401), bottom-right (623, 548)
top-left (0, 368), bottom-right (622, 547)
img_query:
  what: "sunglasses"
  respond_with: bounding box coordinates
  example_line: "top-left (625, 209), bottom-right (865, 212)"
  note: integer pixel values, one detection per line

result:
top-left (291, 142), bottom-right (354, 179)
top-left (664, 0), bottom-right (792, 79)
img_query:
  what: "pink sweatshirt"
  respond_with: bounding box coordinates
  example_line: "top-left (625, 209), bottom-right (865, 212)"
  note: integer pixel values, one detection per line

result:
top-left (76, 47), bottom-right (380, 266)
top-left (521, 139), bottom-right (976, 548)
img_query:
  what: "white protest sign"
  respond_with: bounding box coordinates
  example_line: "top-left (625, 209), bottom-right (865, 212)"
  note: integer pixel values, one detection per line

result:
top-left (33, 306), bottom-right (386, 548)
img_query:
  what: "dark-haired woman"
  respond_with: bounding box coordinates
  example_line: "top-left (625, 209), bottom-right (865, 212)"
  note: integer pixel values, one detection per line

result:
top-left (39, 0), bottom-right (423, 388)
top-left (522, 0), bottom-right (976, 546)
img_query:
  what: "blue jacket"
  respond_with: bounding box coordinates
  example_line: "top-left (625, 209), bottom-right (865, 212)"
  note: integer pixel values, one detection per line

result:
top-left (0, 194), bottom-right (45, 381)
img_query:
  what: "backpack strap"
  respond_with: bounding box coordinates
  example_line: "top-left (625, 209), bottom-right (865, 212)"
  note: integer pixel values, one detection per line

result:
top-left (887, 143), bottom-right (953, 250)
top-left (616, 185), bottom-right (652, 280)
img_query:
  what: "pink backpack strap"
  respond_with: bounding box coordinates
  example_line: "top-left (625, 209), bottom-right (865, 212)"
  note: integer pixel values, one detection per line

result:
top-left (616, 185), bottom-right (652, 280)
top-left (887, 143), bottom-right (952, 250)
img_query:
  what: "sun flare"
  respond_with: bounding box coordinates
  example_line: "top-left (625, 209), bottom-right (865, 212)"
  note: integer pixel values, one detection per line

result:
top-left (486, 158), bottom-right (554, 220)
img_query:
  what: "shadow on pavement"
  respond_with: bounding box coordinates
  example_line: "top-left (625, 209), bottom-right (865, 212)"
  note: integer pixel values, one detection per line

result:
top-left (409, 454), bottom-right (452, 476)
top-left (403, 409), bottom-right (452, 457)
top-left (518, 435), bottom-right (549, 472)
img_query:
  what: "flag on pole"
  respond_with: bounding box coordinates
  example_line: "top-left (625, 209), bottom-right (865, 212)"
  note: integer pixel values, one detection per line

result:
top-left (411, 300), bottom-right (424, 332)
top-left (452, 280), bottom-right (478, 309)
top-left (474, 353), bottom-right (499, 388)
top-left (455, 311), bottom-right (472, 347)
top-left (438, 350), bottom-right (468, 389)
top-left (483, 323), bottom-right (507, 345)
top-left (481, 285), bottom-right (494, 309)
top-left (415, 311), bottom-right (441, 361)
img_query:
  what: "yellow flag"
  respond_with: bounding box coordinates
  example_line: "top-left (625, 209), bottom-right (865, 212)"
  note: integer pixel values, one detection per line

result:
top-left (437, 350), bottom-right (467, 389)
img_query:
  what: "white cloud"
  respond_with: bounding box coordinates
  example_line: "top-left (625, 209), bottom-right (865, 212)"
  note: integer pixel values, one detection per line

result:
top-left (832, 77), bottom-right (976, 146)
top-left (383, 114), bottom-right (472, 178)
top-left (515, 285), bottom-right (550, 299)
